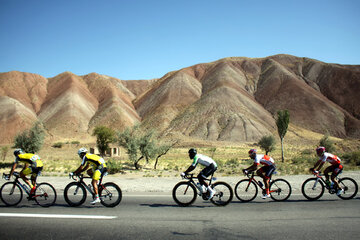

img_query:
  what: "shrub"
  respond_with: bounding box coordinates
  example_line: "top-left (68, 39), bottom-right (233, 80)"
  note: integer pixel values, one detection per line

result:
top-left (13, 121), bottom-right (45, 153)
top-left (341, 151), bottom-right (360, 166)
top-left (319, 134), bottom-right (336, 152)
top-left (258, 135), bottom-right (276, 155)
top-left (52, 142), bottom-right (63, 148)
top-left (107, 159), bottom-right (123, 174)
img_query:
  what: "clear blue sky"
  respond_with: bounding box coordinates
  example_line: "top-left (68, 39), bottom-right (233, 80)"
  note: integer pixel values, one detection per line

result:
top-left (1, 0), bottom-right (359, 80)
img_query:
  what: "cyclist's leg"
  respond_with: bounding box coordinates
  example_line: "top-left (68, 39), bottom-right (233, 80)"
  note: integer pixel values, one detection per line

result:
top-left (20, 167), bottom-right (33, 188)
top-left (199, 165), bottom-right (215, 187)
top-left (90, 169), bottom-right (102, 204)
top-left (331, 165), bottom-right (343, 190)
top-left (323, 166), bottom-right (332, 183)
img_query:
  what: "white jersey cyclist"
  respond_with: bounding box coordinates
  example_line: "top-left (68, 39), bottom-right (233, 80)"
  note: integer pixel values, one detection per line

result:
top-left (319, 152), bottom-right (341, 165)
top-left (191, 154), bottom-right (218, 168)
top-left (253, 154), bottom-right (275, 166)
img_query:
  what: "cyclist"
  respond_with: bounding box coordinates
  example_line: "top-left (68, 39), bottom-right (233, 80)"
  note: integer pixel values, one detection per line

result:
top-left (181, 148), bottom-right (217, 199)
top-left (70, 148), bottom-right (108, 204)
top-left (242, 149), bottom-right (276, 199)
top-left (6, 149), bottom-right (43, 199)
top-left (310, 146), bottom-right (344, 196)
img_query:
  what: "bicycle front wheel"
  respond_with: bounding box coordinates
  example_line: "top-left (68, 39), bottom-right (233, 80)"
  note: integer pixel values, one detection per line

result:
top-left (0, 182), bottom-right (23, 206)
top-left (64, 182), bottom-right (86, 207)
top-left (234, 179), bottom-right (258, 202)
top-left (99, 182), bottom-right (122, 207)
top-left (270, 179), bottom-right (292, 201)
top-left (172, 181), bottom-right (197, 207)
top-left (210, 182), bottom-right (233, 206)
top-left (337, 177), bottom-right (358, 200)
top-left (301, 178), bottom-right (325, 200)
top-left (35, 183), bottom-right (57, 207)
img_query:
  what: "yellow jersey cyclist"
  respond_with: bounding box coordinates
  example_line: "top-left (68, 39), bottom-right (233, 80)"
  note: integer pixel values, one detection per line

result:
top-left (181, 148), bottom-right (217, 199)
top-left (70, 148), bottom-right (108, 205)
top-left (6, 149), bottom-right (44, 200)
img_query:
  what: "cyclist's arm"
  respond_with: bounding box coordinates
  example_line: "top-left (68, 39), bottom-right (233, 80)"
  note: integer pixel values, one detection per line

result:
top-left (9, 162), bottom-right (17, 177)
top-left (313, 160), bottom-right (324, 171)
top-left (184, 165), bottom-right (195, 174)
top-left (73, 162), bottom-right (89, 175)
top-left (245, 163), bottom-right (258, 172)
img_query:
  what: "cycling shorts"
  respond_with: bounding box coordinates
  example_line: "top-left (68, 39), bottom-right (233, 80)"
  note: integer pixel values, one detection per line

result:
top-left (326, 164), bottom-right (343, 176)
top-left (199, 163), bottom-right (217, 178)
top-left (259, 165), bottom-right (276, 178)
top-left (21, 166), bottom-right (43, 177)
top-left (92, 167), bottom-right (108, 181)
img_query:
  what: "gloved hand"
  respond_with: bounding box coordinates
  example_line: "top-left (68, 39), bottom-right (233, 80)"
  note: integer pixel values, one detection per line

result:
top-left (242, 169), bottom-right (248, 175)
top-left (180, 172), bottom-right (186, 178)
top-left (4, 174), bottom-right (10, 180)
top-left (69, 172), bottom-right (74, 178)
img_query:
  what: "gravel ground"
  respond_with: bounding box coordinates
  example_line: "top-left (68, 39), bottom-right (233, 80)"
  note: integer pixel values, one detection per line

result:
top-left (24, 171), bottom-right (360, 195)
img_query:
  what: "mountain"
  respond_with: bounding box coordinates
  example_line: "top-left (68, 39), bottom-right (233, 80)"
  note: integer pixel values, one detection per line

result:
top-left (0, 54), bottom-right (359, 144)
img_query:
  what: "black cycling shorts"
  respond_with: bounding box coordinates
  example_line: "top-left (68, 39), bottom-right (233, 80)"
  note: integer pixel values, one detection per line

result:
top-left (259, 165), bottom-right (276, 178)
top-left (199, 163), bottom-right (217, 178)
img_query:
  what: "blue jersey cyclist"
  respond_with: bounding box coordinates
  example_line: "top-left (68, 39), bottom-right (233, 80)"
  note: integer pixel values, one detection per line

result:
top-left (7, 149), bottom-right (44, 199)
top-left (71, 148), bottom-right (108, 205)
top-left (181, 148), bottom-right (217, 199)
top-left (242, 149), bottom-right (276, 199)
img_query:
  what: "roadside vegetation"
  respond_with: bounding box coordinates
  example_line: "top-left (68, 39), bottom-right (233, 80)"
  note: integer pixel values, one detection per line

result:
top-left (1, 121), bottom-right (359, 177)
top-left (1, 140), bottom-right (359, 177)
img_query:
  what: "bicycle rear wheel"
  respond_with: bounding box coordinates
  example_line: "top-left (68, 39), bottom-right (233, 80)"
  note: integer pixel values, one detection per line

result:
top-left (172, 181), bottom-right (197, 207)
top-left (64, 182), bottom-right (86, 207)
top-left (234, 179), bottom-right (258, 202)
top-left (337, 177), bottom-right (358, 200)
top-left (0, 182), bottom-right (23, 206)
top-left (270, 179), bottom-right (292, 201)
top-left (99, 182), bottom-right (122, 207)
top-left (210, 181), bottom-right (233, 206)
top-left (301, 178), bottom-right (325, 200)
top-left (35, 183), bottom-right (57, 207)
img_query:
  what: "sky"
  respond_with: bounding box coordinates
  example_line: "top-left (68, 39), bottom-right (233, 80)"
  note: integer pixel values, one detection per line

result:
top-left (1, 0), bottom-right (359, 80)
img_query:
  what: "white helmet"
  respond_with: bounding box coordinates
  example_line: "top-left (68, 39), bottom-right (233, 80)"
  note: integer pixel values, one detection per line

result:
top-left (78, 147), bottom-right (88, 156)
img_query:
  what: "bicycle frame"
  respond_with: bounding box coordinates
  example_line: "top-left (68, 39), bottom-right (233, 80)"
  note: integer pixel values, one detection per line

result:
top-left (70, 174), bottom-right (107, 197)
top-left (183, 173), bottom-right (215, 196)
top-left (2, 172), bottom-right (46, 200)
top-left (311, 171), bottom-right (338, 193)
top-left (245, 172), bottom-right (278, 194)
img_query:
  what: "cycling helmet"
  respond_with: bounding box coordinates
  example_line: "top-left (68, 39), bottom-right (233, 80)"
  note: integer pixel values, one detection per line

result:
top-left (13, 149), bottom-right (23, 156)
top-left (188, 148), bottom-right (197, 159)
top-left (78, 147), bottom-right (88, 156)
top-left (248, 149), bottom-right (257, 159)
top-left (316, 146), bottom-right (325, 156)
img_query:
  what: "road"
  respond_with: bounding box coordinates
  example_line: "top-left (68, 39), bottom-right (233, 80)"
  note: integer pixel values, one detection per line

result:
top-left (0, 192), bottom-right (359, 240)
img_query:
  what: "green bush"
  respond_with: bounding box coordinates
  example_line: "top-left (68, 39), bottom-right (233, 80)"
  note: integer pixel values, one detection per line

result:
top-left (107, 159), bottom-right (123, 174)
top-left (341, 151), bottom-right (360, 166)
top-left (52, 142), bottom-right (63, 148)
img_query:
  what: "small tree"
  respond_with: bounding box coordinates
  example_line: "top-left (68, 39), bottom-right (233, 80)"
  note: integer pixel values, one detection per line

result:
top-left (13, 121), bottom-right (45, 153)
top-left (117, 126), bottom-right (140, 169)
top-left (93, 126), bottom-right (115, 157)
top-left (258, 135), bottom-right (276, 155)
top-left (153, 140), bottom-right (179, 169)
top-left (319, 134), bottom-right (336, 153)
top-left (276, 110), bottom-right (290, 162)
top-left (137, 130), bottom-right (157, 166)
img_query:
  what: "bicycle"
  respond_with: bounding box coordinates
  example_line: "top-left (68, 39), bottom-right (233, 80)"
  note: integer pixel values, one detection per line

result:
top-left (301, 171), bottom-right (358, 200)
top-left (64, 173), bottom-right (122, 207)
top-left (0, 172), bottom-right (57, 207)
top-left (172, 173), bottom-right (233, 207)
top-left (234, 172), bottom-right (292, 202)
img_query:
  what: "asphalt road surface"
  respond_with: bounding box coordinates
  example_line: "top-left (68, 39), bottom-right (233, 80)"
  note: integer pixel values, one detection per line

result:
top-left (0, 192), bottom-right (359, 240)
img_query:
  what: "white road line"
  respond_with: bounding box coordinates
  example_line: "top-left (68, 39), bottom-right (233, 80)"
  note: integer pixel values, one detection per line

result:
top-left (0, 213), bottom-right (117, 219)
